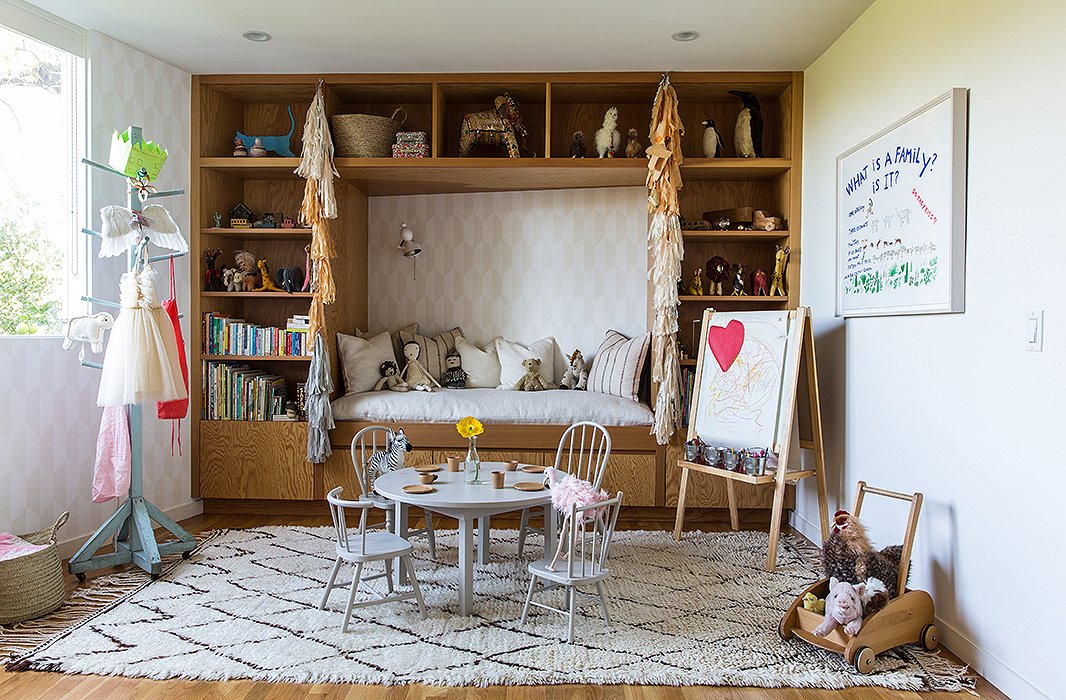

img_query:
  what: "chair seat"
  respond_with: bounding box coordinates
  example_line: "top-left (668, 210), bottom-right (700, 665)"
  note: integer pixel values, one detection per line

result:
top-left (528, 557), bottom-right (610, 585)
top-left (336, 531), bottom-right (413, 563)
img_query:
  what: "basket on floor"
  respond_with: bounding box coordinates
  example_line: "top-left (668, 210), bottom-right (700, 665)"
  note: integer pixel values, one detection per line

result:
top-left (331, 108), bottom-right (407, 157)
top-left (0, 512), bottom-right (69, 625)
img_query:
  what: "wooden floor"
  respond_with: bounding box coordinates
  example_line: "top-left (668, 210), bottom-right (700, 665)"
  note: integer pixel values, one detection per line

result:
top-left (0, 512), bottom-right (1007, 700)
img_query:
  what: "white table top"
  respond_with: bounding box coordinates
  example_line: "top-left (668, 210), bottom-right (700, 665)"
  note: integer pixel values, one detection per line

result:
top-left (374, 462), bottom-right (552, 512)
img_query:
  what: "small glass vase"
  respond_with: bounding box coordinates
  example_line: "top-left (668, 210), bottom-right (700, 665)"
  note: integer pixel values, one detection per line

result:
top-left (464, 436), bottom-right (482, 484)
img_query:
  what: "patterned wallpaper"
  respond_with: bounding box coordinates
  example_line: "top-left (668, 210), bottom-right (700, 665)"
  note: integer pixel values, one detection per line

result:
top-left (0, 31), bottom-right (193, 542)
top-left (366, 187), bottom-right (649, 377)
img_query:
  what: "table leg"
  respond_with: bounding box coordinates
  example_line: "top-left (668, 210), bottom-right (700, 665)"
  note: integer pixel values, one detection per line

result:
top-left (457, 515), bottom-right (475, 616)
top-left (477, 516), bottom-right (490, 565)
top-left (394, 502), bottom-right (409, 586)
top-left (543, 505), bottom-right (557, 559)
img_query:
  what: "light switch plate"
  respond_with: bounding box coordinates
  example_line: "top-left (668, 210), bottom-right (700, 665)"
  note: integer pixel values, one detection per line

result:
top-left (1026, 309), bottom-right (1044, 352)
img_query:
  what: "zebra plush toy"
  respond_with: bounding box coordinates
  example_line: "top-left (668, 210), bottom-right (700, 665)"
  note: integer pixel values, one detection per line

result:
top-left (368, 428), bottom-right (413, 479)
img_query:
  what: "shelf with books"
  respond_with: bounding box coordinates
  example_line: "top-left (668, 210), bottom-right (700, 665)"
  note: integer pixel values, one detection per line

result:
top-left (201, 360), bottom-right (294, 422)
top-left (202, 312), bottom-right (312, 359)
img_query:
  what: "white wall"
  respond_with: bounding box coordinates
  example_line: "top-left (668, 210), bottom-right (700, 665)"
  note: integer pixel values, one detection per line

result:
top-left (798, 2), bottom-right (1063, 699)
top-left (367, 187), bottom-right (649, 375)
top-left (0, 31), bottom-right (197, 547)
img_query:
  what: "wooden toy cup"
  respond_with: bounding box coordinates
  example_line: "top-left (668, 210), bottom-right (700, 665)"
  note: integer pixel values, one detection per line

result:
top-left (447, 456), bottom-right (461, 472)
top-left (506, 460), bottom-right (519, 471)
top-left (491, 471), bottom-right (505, 489)
top-left (419, 473), bottom-right (438, 484)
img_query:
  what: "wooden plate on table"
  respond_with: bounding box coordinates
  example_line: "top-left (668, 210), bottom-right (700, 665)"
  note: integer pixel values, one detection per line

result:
top-left (513, 482), bottom-right (545, 492)
top-left (413, 465), bottom-right (441, 473)
top-left (402, 484), bottom-right (436, 494)
top-left (520, 465), bottom-right (546, 474)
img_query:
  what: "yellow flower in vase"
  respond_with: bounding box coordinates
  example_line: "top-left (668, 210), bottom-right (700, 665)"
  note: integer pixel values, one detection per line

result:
top-left (456, 416), bottom-right (484, 439)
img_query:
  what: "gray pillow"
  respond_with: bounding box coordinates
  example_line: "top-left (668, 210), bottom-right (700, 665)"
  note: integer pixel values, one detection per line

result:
top-left (356, 323), bottom-right (417, 365)
top-left (337, 331), bottom-right (396, 395)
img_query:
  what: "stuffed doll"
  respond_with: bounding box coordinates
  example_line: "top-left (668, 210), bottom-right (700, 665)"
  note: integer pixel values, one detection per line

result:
top-left (822, 509), bottom-right (904, 613)
top-left (440, 348), bottom-right (467, 389)
top-left (373, 360), bottom-right (409, 392)
top-left (400, 341), bottom-right (440, 392)
top-left (515, 357), bottom-right (550, 391)
top-left (813, 577), bottom-right (866, 638)
top-left (559, 349), bottom-right (588, 390)
top-left (254, 259), bottom-right (283, 292)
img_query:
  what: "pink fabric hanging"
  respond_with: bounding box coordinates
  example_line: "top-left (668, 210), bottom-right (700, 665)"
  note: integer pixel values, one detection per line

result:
top-left (156, 257), bottom-right (188, 453)
top-left (93, 405), bottom-right (131, 503)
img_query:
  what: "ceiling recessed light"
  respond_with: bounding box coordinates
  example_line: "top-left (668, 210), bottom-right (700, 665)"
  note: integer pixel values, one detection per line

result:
top-left (671, 30), bottom-right (700, 42)
top-left (242, 30), bottom-right (272, 42)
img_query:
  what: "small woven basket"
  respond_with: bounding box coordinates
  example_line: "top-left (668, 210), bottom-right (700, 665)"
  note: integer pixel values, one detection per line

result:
top-left (331, 108), bottom-right (407, 158)
top-left (0, 512), bottom-right (69, 625)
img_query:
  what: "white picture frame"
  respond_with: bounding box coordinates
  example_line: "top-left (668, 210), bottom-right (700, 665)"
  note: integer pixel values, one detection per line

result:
top-left (835, 88), bottom-right (969, 317)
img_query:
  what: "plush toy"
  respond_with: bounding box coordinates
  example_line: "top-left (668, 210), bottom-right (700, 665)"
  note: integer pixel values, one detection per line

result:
top-left (559, 349), bottom-right (588, 390)
top-left (624, 127), bottom-right (642, 158)
top-left (569, 131), bottom-right (585, 158)
top-left (458, 94), bottom-right (532, 158)
top-left (706, 256), bottom-right (730, 295)
top-left (274, 266), bottom-right (305, 294)
top-left (231, 270), bottom-right (246, 291)
top-left (204, 248), bottom-right (223, 291)
top-left (62, 312), bottom-right (114, 354)
top-left (595, 106), bottom-right (621, 158)
top-left (813, 577), bottom-right (866, 638)
top-left (254, 259), bottom-right (283, 292)
top-left (515, 357), bottom-right (550, 391)
top-left (730, 263), bottom-right (746, 296)
top-left (400, 341), bottom-right (440, 391)
top-left (373, 360), bottom-right (409, 392)
top-left (822, 509), bottom-right (904, 613)
top-left (802, 592), bottom-right (826, 614)
top-left (222, 268), bottom-right (237, 292)
top-left (687, 267), bottom-right (704, 296)
top-left (543, 467), bottom-right (609, 571)
top-left (235, 249), bottom-right (259, 291)
top-left (440, 348), bottom-right (467, 389)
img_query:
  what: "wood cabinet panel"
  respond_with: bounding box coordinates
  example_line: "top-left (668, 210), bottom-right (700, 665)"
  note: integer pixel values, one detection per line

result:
top-left (603, 453), bottom-right (656, 506)
top-left (200, 422), bottom-right (313, 500)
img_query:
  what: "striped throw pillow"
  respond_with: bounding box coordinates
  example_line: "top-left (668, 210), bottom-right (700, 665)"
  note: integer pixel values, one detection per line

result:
top-left (398, 327), bottom-right (463, 382)
top-left (587, 330), bottom-right (650, 402)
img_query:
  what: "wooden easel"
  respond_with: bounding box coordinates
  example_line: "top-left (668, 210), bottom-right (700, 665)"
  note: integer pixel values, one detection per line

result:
top-left (672, 306), bottom-right (830, 570)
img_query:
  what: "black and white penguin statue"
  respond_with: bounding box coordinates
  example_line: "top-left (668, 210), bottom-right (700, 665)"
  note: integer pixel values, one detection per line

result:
top-left (729, 90), bottom-right (763, 158)
top-left (701, 118), bottom-right (723, 158)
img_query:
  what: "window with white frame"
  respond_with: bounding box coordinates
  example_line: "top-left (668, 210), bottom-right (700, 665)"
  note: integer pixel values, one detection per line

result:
top-left (0, 19), bottom-right (84, 335)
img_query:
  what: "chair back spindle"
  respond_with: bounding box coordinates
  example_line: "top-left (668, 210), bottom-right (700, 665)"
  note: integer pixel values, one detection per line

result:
top-left (554, 421), bottom-right (611, 488)
top-left (326, 486), bottom-right (371, 556)
top-left (351, 425), bottom-right (392, 497)
top-left (565, 492), bottom-right (623, 579)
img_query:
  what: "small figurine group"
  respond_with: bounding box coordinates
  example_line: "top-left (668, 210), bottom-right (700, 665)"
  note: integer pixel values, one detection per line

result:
top-left (226, 203), bottom-right (295, 230)
top-left (233, 136), bottom-right (268, 158)
top-left (699, 91), bottom-right (763, 159)
top-left (204, 248), bottom-right (308, 294)
top-left (684, 252), bottom-right (786, 297)
top-left (569, 107), bottom-right (644, 159)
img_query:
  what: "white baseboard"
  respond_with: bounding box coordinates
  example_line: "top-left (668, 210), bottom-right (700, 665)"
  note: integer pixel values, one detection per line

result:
top-left (57, 499), bottom-right (204, 560)
top-left (788, 509), bottom-right (822, 545)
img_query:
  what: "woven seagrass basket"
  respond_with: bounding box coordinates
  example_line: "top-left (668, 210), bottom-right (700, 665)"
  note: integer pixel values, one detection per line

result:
top-left (0, 512), bottom-right (68, 625)
top-left (330, 107), bottom-right (407, 157)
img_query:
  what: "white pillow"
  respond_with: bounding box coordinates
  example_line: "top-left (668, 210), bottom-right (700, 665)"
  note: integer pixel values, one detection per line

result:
top-left (356, 323), bottom-right (417, 365)
top-left (455, 337), bottom-right (501, 388)
top-left (337, 331), bottom-right (396, 395)
top-left (398, 326), bottom-right (463, 382)
top-left (586, 330), bottom-right (650, 402)
top-left (495, 336), bottom-right (555, 390)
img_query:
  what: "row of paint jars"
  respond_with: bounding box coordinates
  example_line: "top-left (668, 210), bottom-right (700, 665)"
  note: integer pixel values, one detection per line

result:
top-left (684, 440), bottom-right (770, 476)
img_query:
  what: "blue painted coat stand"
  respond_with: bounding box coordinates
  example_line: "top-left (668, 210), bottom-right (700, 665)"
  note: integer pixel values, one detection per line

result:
top-left (69, 127), bottom-right (197, 580)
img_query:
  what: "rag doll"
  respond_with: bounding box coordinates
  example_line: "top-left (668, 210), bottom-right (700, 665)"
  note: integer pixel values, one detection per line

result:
top-left (373, 360), bottom-right (409, 392)
top-left (822, 509), bottom-right (904, 613)
top-left (559, 349), bottom-right (588, 390)
top-left (813, 577), bottom-right (866, 638)
top-left (440, 348), bottom-right (467, 389)
top-left (543, 467), bottom-right (609, 571)
top-left (400, 341), bottom-right (440, 391)
top-left (515, 357), bottom-right (550, 391)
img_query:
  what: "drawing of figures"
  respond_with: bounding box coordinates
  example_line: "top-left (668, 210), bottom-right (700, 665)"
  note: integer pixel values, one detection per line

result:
top-left (882, 214), bottom-right (894, 229)
top-left (870, 219), bottom-right (879, 234)
top-left (896, 207), bottom-right (912, 227)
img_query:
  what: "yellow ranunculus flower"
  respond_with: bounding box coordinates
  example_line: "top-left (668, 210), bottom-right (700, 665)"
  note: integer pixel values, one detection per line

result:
top-left (456, 416), bottom-right (484, 438)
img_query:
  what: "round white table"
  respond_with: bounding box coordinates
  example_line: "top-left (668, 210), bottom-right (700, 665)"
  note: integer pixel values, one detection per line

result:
top-left (374, 462), bottom-right (556, 616)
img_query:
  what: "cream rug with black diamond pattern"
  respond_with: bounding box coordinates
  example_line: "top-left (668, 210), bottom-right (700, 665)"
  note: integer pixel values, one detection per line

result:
top-left (11, 527), bottom-right (972, 690)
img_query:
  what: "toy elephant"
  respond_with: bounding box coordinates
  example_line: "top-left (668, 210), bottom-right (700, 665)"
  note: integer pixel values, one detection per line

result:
top-left (62, 312), bottom-right (115, 354)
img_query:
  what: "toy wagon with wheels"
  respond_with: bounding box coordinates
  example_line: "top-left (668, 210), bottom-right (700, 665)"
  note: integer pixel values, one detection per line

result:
top-left (779, 482), bottom-right (939, 674)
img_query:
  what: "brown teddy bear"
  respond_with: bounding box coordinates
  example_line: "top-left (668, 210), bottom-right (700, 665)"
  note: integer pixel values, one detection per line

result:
top-left (514, 357), bottom-right (550, 391)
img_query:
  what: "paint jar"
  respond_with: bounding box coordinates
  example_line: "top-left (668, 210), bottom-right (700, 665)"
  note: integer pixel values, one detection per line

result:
top-left (721, 450), bottom-right (738, 472)
top-left (685, 442), bottom-right (701, 463)
top-left (742, 455), bottom-right (757, 476)
top-left (753, 456), bottom-right (767, 476)
top-left (702, 444), bottom-right (720, 466)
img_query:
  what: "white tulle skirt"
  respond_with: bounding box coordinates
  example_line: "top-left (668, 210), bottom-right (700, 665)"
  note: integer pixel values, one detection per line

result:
top-left (97, 267), bottom-right (187, 407)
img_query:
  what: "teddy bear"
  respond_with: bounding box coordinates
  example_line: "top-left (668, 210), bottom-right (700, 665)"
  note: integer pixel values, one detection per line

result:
top-left (515, 357), bottom-right (550, 391)
top-left (559, 349), bottom-right (588, 390)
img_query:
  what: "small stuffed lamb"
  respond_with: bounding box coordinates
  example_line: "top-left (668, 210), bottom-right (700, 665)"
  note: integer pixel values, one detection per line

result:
top-left (813, 577), bottom-right (866, 638)
top-left (559, 349), bottom-right (588, 390)
top-left (62, 312), bottom-right (114, 354)
top-left (515, 357), bottom-right (550, 391)
top-left (595, 106), bottom-right (621, 158)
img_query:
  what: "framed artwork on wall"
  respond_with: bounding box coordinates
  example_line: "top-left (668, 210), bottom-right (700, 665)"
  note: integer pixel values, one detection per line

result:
top-left (835, 88), bottom-right (969, 317)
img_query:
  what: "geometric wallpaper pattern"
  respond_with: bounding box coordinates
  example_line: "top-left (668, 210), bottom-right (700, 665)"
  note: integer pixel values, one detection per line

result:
top-left (0, 31), bottom-right (193, 539)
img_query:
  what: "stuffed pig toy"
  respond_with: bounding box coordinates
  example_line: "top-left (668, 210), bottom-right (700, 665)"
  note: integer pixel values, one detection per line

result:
top-left (813, 577), bottom-right (866, 637)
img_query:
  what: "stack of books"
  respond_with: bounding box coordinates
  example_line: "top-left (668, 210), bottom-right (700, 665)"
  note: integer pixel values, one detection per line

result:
top-left (201, 361), bottom-right (289, 421)
top-left (202, 312), bottom-right (311, 357)
top-left (680, 365), bottom-right (697, 428)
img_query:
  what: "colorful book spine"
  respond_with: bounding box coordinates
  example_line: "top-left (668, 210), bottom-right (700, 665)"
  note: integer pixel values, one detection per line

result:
top-left (201, 360), bottom-right (292, 421)
top-left (202, 312), bottom-right (311, 357)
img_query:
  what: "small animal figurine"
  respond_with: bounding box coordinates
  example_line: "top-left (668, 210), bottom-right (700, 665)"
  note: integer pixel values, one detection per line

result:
top-left (274, 266), bottom-right (305, 294)
top-left (252, 212), bottom-right (276, 228)
top-left (458, 94), bottom-right (532, 158)
top-left (213, 211), bottom-right (222, 228)
top-left (687, 268), bottom-right (704, 296)
top-left (705, 256), bottom-right (730, 295)
top-left (769, 245), bottom-right (789, 296)
top-left (569, 131), bottom-right (585, 158)
top-left (400, 341), bottom-right (440, 391)
top-left (753, 210), bottom-right (783, 231)
top-left (235, 249), bottom-right (259, 290)
top-left (440, 348), bottom-right (467, 389)
top-left (729, 90), bottom-right (764, 158)
top-left (235, 104), bottom-right (297, 157)
top-left (249, 138), bottom-right (267, 158)
top-left (254, 259), bottom-right (283, 292)
top-left (222, 267), bottom-right (236, 291)
top-left (280, 216), bottom-right (295, 228)
top-left (751, 268), bottom-right (769, 296)
top-left (595, 106), bottom-right (621, 158)
top-left (701, 118), bottom-right (723, 158)
top-left (624, 128), bottom-right (642, 158)
top-left (203, 248), bottom-right (223, 291)
top-left (285, 401), bottom-right (299, 419)
top-left (731, 263), bottom-right (746, 296)
top-left (373, 360), bottom-right (409, 392)
top-left (368, 428), bottom-right (413, 477)
top-left (559, 349), bottom-right (589, 390)
top-left (232, 136), bottom-right (248, 157)
top-left (515, 357), bottom-right (550, 391)
top-left (813, 577), bottom-right (866, 638)
top-left (802, 592), bottom-right (826, 615)
top-left (713, 217), bottom-right (731, 230)
top-left (62, 312), bottom-right (114, 354)
top-left (231, 270), bottom-right (246, 291)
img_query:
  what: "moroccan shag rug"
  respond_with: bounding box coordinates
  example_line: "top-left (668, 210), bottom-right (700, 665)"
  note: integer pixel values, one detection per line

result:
top-left (6, 527), bottom-right (972, 690)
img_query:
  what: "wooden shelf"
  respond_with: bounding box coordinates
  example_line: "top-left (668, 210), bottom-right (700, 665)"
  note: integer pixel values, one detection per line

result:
top-left (681, 158), bottom-right (790, 180)
top-left (201, 291), bottom-right (312, 298)
top-left (682, 230), bottom-right (790, 243)
top-left (678, 295), bottom-right (789, 303)
top-left (201, 354), bottom-right (311, 362)
top-left (201, 227), bottom-right (312, 240)
top-left (680, 359), bottom-right (697, 366)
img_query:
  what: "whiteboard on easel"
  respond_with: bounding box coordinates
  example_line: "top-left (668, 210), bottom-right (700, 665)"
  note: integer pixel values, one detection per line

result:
top-left (688, 310), bottom-right (802, 452)
top-left (835, 88), bottom-right (968, 317)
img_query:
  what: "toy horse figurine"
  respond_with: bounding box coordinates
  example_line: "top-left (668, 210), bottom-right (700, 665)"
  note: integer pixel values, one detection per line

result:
top-left (458, 94), bottom-right (533, 158)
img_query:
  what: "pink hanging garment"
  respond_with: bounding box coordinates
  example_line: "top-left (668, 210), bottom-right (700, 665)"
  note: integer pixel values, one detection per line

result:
top-left (156, 257), bottom-right (188, 453)
top-left (93, 405), bottom-right (131, 503)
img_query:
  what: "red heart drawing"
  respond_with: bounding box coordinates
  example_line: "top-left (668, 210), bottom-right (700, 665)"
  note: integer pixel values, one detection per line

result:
top-left (707, 319), bottom-right (745, 373)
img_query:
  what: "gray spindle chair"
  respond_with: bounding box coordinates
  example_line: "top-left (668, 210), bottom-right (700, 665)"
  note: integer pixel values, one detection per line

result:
top-left (519, 492), bottom-right (623, 643)
top-left (351, 425), bottom-right (436, 560)
top-left (319, 487), bottom-right (426, 632)
top-left (517, 421), bottom-right (611, 557)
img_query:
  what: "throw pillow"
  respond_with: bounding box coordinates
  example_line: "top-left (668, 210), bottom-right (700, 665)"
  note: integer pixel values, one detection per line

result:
top-left (455, 337), bottom-right (501, 388)
top-left (337, 331), bottom-right (396, 395)
top-left (495, 336), bottom-right (555, 390)
top-left (587, 330), bottom-right (650, 402)
top-left (398, 327), bottom-right (463, 382)
top-left (356, 323), bottom-right (417, 365)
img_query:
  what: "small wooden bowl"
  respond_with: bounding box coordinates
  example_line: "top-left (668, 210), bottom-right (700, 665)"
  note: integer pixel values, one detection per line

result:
top-left (506, 460), bottom-right (519, 471)
top-left (419, 473), bottom-right (438, 484)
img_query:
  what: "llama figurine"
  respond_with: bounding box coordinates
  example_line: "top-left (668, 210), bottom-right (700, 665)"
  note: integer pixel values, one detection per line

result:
top-left (595, 107), bottom-right (621, 158)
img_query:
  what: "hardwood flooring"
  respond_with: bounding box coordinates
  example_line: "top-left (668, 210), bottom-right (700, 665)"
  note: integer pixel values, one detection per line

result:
top-left (0, 512), bottom-right (1008, 700)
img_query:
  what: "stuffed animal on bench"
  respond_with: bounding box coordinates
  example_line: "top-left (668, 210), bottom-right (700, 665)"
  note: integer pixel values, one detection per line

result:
top-left (373, 360), bottom-right (409, 392)
top-left (559, 349), bottom-right (588, 390)
top-left (822, 509), bottom-right (904, 613)
top-left (813, 577), bottom-right (866, 638)
top-left (62, 312), bottom-right (114, 354)
top-left (515, 357), bottom-right (550, 391)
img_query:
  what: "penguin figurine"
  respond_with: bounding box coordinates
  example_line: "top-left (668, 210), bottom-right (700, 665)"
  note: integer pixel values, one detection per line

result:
top-left (569, 131), bottom-right (585, 158)
top-left (729, 90), bottom-right (763, 158)
top-left (701, 119), bottom-right (723, 158)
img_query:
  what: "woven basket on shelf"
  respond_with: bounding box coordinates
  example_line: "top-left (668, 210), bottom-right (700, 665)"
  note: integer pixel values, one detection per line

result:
top-left (330, 107), bottom-right (407, 158)
top-left (0, 512), bottom-right (68, 625)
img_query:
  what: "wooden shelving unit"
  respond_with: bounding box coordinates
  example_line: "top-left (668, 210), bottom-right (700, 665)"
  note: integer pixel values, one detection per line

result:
top-left (200, 354), bottom-right (311, 362)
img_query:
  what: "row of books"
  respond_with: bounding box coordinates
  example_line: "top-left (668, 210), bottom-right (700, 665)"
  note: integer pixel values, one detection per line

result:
top-left (201, 361), bottom-right (289, 421)
top-left (202, 312), bottom-right (311, 357)
top-left (680, 366), bottom-right (697, 428)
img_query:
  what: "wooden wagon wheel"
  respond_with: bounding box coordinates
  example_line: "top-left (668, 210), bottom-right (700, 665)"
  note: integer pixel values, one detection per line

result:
top-left (854, 646), bottom-right (876, 674)
top-left (921, 623), bottom-right (940, 651)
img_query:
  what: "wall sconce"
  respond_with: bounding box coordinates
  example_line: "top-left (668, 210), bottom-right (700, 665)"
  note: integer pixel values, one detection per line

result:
top-left (398, 221), bottom-right (422, 279)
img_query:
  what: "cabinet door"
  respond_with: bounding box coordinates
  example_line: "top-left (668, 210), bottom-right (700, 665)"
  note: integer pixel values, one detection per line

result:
top-left (602, 453), bottom-right (656, 506)
top-left (200, 422), bottom-right (313, 500)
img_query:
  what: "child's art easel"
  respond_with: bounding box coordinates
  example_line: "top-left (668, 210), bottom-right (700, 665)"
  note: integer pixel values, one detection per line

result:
top-left (69, 127), bottom-right (196, 580)
top-left (672, 306), bottom-right (830, 570)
